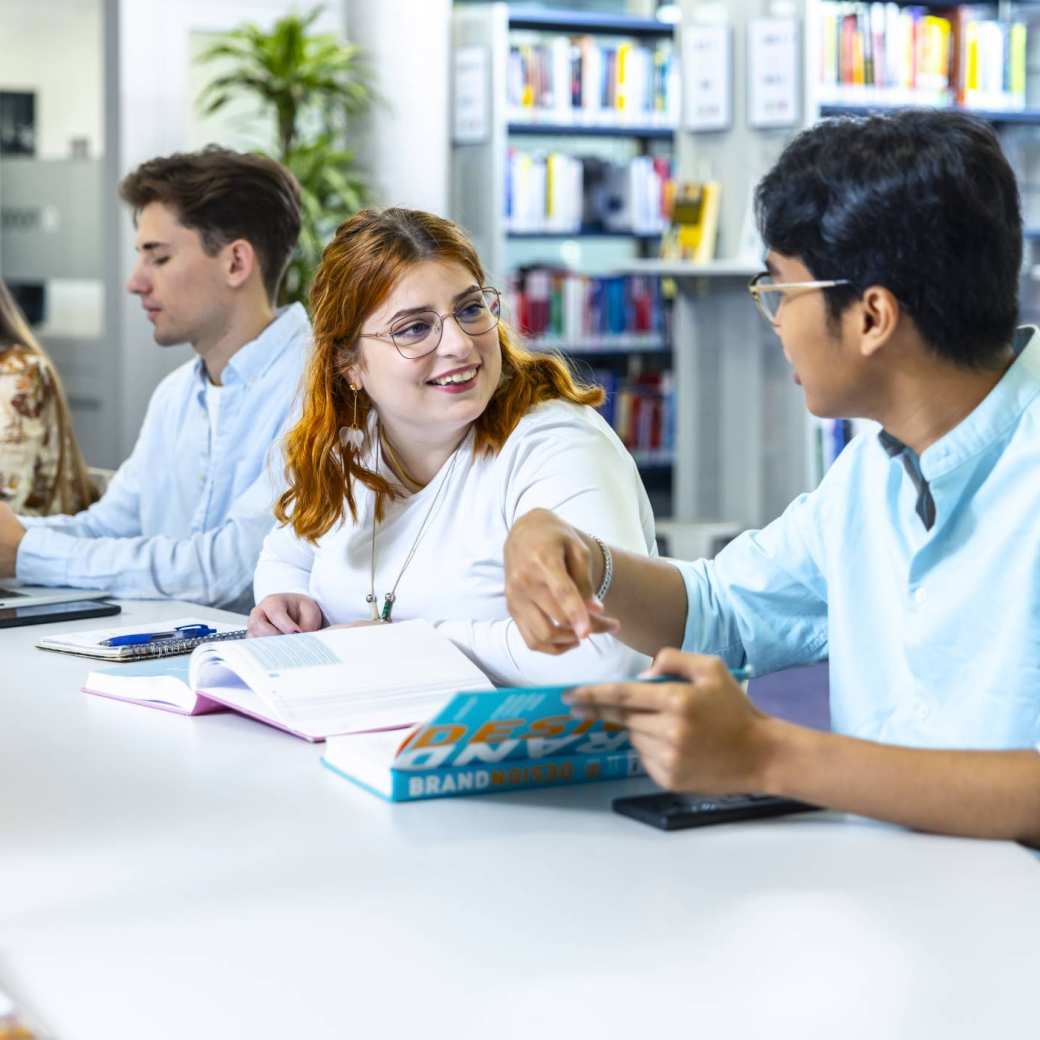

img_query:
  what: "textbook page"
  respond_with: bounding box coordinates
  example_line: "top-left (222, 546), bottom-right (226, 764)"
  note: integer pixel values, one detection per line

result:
top-left (82, 657), bottom-right (226, 717)
top-left (188, 619), bottom-right (492, 738)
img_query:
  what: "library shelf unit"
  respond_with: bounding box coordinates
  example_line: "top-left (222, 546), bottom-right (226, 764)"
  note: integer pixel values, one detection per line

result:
top-left (611, 0), bottom-right (1040, 536)
top-left (526, 333), bottom-right (669, 355)
top-left (451, 3), bottom-right (680, 516)
top-left (507, 122), bottom-right (675, 138)
top-left (818, 104), bottom-right (1040, 125)
top-left (506, 229), bottom-right (663, 241)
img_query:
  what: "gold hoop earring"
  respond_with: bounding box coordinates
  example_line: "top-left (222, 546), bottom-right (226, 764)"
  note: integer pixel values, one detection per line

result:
top-left (339, 384), bottom-right (365, 453)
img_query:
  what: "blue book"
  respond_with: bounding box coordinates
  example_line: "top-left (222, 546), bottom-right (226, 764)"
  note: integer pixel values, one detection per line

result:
top-left (321, 683), bottom-right (644, 802)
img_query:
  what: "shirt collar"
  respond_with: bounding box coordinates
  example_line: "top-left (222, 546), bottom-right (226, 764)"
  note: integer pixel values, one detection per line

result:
top-left (193, 302), bottom-right (310, 389)
top-left (878, 325), bottom-right (1040, 482)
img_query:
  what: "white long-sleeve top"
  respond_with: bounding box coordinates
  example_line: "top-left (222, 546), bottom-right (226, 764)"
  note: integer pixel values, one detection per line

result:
top-left (254, 400), bottom-right (656, 686)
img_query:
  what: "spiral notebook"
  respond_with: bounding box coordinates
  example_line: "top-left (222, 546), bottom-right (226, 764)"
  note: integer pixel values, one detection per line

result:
top-left (36, 616), bottom-right (247, 661)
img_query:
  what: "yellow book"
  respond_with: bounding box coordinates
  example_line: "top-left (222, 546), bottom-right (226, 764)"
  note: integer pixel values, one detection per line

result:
top-left (521, 44), bottom-right (535, 108)
top-left (1010, 22), bottom-right (1027, 102)
top-left (663, 181), bottom-right (720, 264)
top-left (616, 41), bottom-right (632, 111)
top-left (693, 182), bottom-right (720, 264)
top-left (900, 11), bottom-right (914, 90)
top-left (545, 153), bottom-right (556, 225)
top-left (965, 22), bottom-right (979, 92)
top-left (918, 15), bottom-right (951, 92)
top-left (852, 26), bottom-right (865, 86)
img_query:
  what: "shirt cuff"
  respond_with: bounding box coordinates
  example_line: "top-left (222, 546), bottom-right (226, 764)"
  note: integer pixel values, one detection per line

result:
top-left (17, 513), bottom-right (56, 529)
top-left (15, 526), bottom-right (75, 586)
top-left (673, 556), bottom-right (747, 666)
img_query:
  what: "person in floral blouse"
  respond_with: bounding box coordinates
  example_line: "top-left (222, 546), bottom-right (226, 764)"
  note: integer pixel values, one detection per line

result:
top-left (0, 280), bottom-right (96, 516)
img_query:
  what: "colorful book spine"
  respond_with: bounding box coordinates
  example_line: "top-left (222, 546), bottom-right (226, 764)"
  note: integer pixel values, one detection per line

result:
top-left (504, 150), bottom-right (672, 235)
top-left (508, 270), bottom-right (666, 342)
top-left (817, 3), bottom-right (1030, 111)
top-left (507, 32), bottom-right (677, 127)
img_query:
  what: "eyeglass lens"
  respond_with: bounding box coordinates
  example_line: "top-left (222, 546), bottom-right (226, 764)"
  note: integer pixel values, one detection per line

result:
top-left (753, 275), bottom-right (781, 321)
top-left (389, 289), bottom-right (501, 357)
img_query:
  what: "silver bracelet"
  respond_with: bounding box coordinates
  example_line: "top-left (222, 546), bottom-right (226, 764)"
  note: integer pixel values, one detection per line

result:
top-left (591, 535), bottom-right (613, 603)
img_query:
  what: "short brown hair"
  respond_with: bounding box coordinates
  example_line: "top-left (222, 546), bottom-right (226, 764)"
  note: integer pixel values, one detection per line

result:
top-left (276, 207), bottom-right (604, 541)
top-left (119, 146), bottom-right (302, 302)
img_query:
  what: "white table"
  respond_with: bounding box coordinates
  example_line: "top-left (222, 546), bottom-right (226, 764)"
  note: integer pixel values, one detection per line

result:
top-left (1, 600), bottom-right (1037, 1039)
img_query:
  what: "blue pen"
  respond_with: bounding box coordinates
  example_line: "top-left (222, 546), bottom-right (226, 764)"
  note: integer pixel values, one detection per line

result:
top-left (644, 667), bottom-right (753, 684)
top-left (101, 624), bottom-right (217, 647)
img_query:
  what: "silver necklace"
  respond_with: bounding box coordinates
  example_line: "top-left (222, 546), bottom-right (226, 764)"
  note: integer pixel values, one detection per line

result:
top-left (367, 429), bottom-right (465, 623)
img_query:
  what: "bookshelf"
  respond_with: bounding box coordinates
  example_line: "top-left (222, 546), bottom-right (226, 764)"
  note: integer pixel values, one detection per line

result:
top-left (610, 0), bottom-right (1040, 534)
top-left (451, 3), bottom-right (679, 516)
top-left (454, 1), bottom-right (1040, 533)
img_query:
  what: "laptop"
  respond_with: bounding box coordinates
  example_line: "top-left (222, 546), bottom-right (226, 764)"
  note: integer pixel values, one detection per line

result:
top-left (0, 585), bottom-right (112, 609)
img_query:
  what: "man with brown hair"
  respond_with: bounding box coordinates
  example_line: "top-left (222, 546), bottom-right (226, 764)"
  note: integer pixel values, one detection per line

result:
top-left (0, 146), bottom-right (311, 611)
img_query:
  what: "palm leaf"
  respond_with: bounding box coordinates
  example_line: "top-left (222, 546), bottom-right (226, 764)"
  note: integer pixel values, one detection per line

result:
top-left (194, 4), bottom-right (374, 307)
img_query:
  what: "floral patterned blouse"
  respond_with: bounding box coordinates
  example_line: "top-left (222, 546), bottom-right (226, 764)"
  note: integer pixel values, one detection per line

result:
top-left (0, 344), bottom-right (93, 516)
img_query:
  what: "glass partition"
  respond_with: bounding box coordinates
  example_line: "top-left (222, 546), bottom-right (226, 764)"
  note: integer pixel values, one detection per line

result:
top-left (0, 0), bottom-right (109, 466)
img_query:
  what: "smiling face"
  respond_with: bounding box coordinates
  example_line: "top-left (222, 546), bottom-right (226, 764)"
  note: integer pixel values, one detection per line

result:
top-left (125, 201), bottom-right (233, 349)
top-left (346, 259), bottom-right (503, 450)
top-left (765, 251), bottom-right (874, 418)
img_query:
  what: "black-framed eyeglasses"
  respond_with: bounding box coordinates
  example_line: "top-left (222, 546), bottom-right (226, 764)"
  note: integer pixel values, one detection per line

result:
top-left (748, 271), bottom-right (852, 325)
top-left (359, 287), bottom-right (502, 359)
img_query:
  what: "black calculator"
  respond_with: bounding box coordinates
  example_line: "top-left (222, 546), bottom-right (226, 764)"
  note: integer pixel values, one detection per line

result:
top-left (612, 791), bottom-right (821, 831)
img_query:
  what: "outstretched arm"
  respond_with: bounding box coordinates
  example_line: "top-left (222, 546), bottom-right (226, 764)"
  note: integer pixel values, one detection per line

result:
top-left (504, 507), bottom-right (688, 657)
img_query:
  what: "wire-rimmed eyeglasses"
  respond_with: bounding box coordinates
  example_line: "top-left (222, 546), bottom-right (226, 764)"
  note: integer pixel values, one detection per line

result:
top-left (359, 287), bottom-right (502, 359)
top-left (748, 271), bottom-right (852, 325)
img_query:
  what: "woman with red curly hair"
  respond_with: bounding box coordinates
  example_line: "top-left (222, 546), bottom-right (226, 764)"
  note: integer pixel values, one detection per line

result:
top-left (250, 208), bottom-right (654, 685)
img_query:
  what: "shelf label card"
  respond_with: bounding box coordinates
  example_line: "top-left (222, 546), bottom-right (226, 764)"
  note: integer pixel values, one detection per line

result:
top-left (747, 18), bottom-right (800, 128)
top-left (682, 24), bottom-right (732, 132)
top-left (453, 45), bottom-right (489, 144)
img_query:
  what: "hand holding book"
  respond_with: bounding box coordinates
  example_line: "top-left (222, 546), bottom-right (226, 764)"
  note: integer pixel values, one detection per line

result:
top-left (566, 648), bottom-right (763, 797)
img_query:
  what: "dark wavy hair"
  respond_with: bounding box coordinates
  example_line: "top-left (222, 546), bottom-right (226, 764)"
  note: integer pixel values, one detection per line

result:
top-left (119, 145), bottom-right (302, 302)
top-left (755, 109), bottom-right (1021, 368)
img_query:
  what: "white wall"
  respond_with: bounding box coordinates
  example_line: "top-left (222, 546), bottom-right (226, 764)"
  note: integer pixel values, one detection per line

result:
top-left (108, 0), bottom-right (342, 461)
top-left (345, 0), bottom-right (451, 215)
top-left (0, 0), bottom-right (104, 159)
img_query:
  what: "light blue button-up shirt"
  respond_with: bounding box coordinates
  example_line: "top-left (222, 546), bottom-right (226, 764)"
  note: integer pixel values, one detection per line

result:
top-left (17, 303), bottom-right (310, 612)
top-left (677, 327), bottom-right (1040, 751)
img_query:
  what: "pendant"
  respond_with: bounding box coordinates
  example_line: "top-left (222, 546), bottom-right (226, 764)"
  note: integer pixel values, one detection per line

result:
top-left (381, 592), bottom-right (395, 623)
top-left (366, 592), bottom-right (379, 621)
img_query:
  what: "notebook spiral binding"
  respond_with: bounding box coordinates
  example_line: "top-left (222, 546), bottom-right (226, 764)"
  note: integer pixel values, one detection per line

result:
top-left (117, 629), bottom-right (248, 660)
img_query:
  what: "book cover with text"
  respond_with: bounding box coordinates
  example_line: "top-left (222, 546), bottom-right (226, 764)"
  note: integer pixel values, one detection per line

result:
top-left (322, 684), bottom-right (645, 802)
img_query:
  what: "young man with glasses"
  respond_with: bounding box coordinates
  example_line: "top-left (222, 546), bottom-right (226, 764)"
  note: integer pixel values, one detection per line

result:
top-left (503, 109), bottom-right (1040, 844)
top-left (249, 207), bottom-right (656, 687)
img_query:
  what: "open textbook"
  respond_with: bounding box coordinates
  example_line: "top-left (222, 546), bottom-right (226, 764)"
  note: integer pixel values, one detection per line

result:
top-left (82, 620), bottom-right (491, 741)
top-left (322, 682), bottom-right (645, 801)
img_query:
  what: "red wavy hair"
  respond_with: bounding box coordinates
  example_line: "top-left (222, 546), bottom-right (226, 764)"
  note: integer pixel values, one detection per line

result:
top-left (277, 208), bottom-right (604, 541)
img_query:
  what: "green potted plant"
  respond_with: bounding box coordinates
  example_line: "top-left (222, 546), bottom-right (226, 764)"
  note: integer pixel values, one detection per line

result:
top-left (196, 5), bottom-right (373, 306)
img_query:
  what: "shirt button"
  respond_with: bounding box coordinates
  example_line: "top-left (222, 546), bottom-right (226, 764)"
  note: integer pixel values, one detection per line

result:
top-left (914, 699), bottom-right (930, 720)
top-left (912, 587), bottom-right (926, 605)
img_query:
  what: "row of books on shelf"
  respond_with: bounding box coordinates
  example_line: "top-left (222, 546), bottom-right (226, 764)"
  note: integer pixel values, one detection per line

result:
top-left (507, 33), bottom-right (679, 127)
top-left (509, 269), bottom-right (665, 341)
top-left (505, 150), bottom-right (673, 235)
top-left (593, 369), bottom-right (675, 461)
top-left (818, 3), bottom-right (1031, 112)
